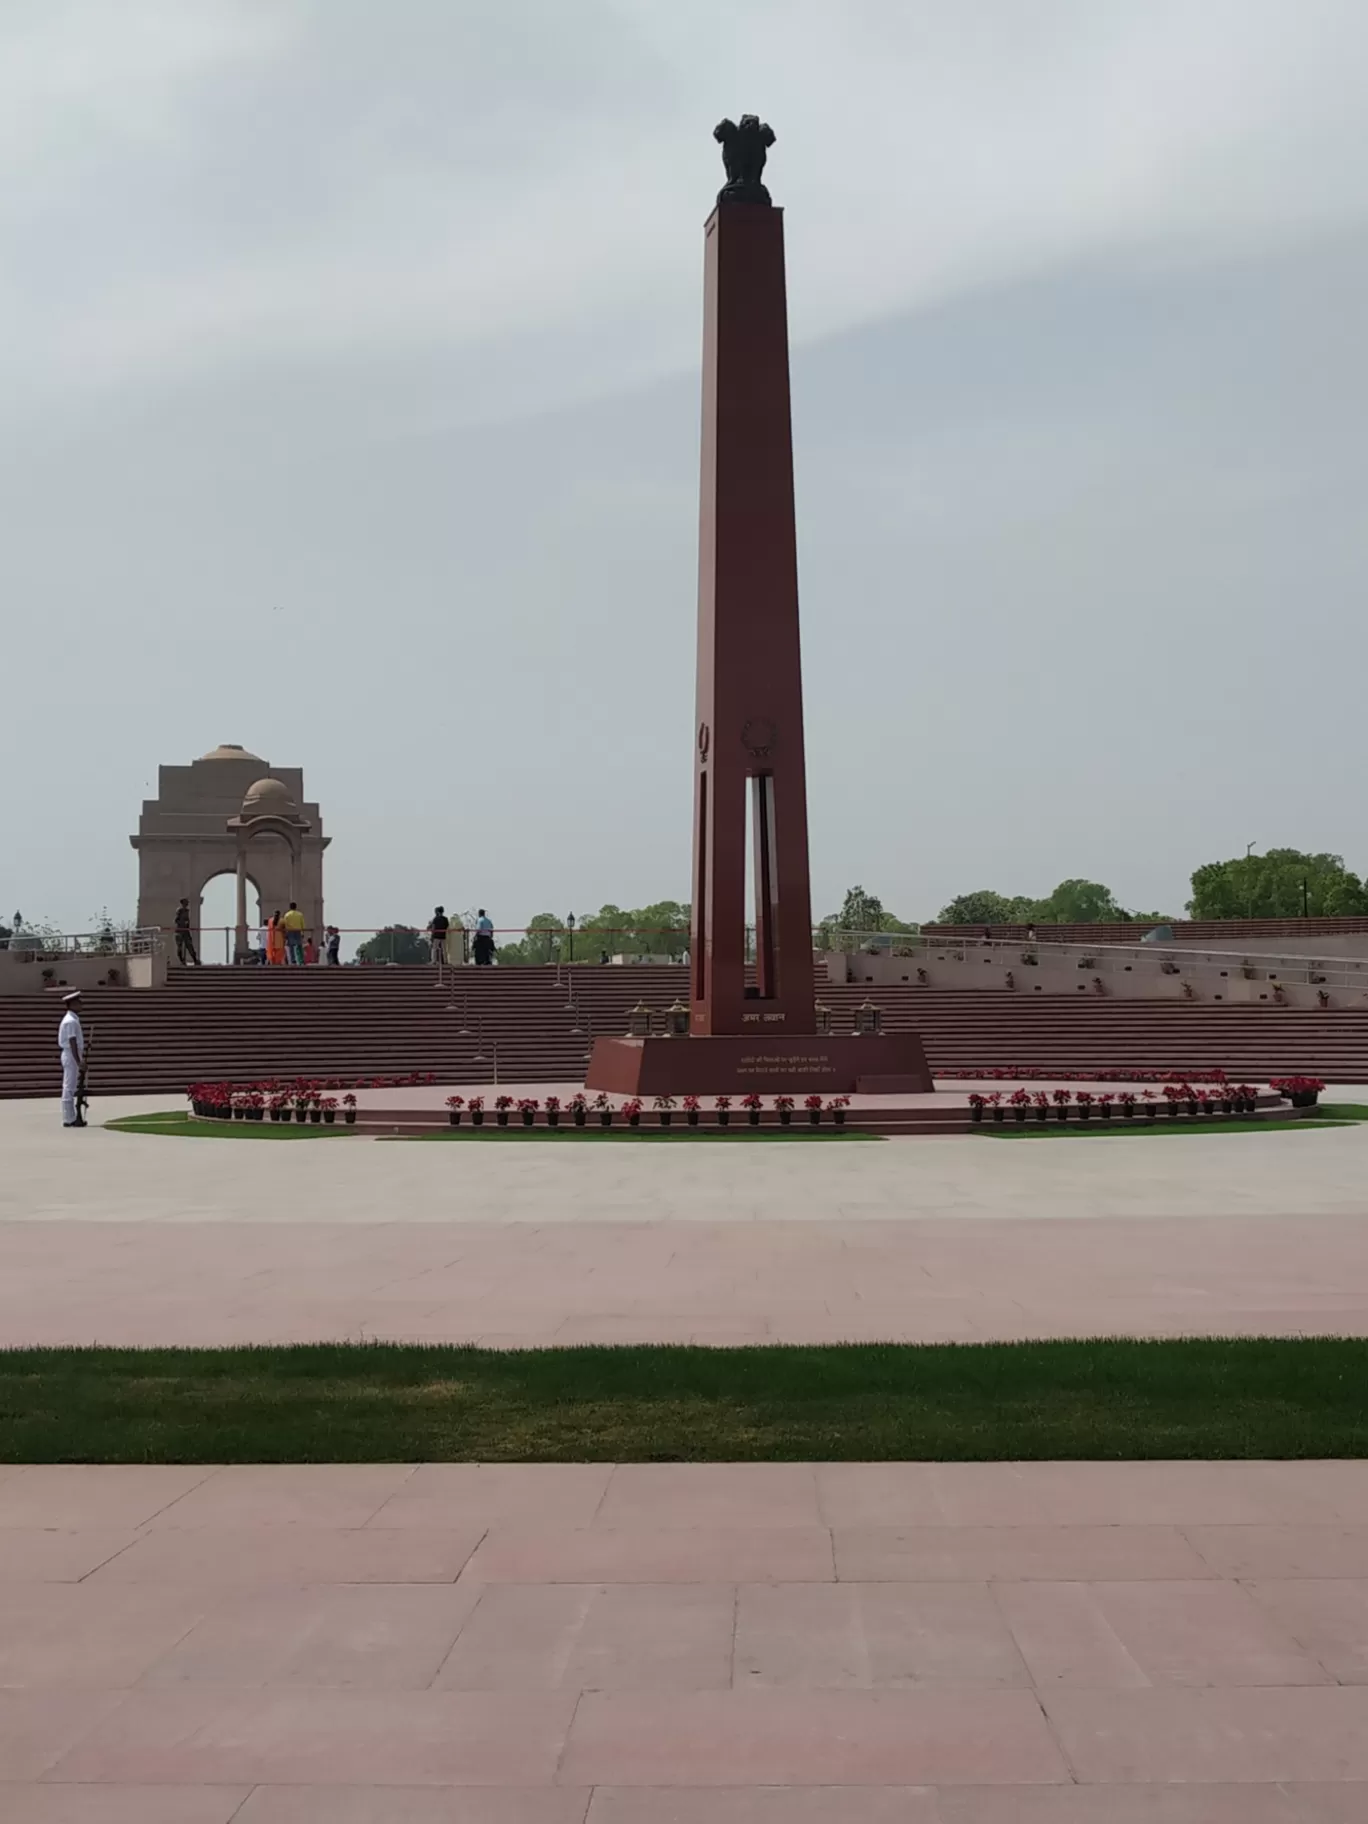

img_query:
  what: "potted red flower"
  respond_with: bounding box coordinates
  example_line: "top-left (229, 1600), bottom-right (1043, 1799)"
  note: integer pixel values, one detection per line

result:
top-left (804, 1093), bottom-right (823, 1126)
top-left (545, 1095), bottom-right (561, 1129)
top-left (621, 1097), bottom-right (643, 1128)
top-left (468, 1095), bottom-right (485, 1127)
top-left (968, 1092), bottom-right (987, 1124)
top-left (320, 1095), bottom-right (338, 1125)
top-left (569, 1094), bottom-right (588, 1127)
top-left (1052, 1088), bottom-right (1072, 1124)
top-left (343, 1092), bottom-right (357, 1126)
top-left (517, 1097), bottom-right (540, 1128)
top-left (828, 1094), bottom-right (851, 1127)
top-left (593, 1092), bottom-right (613, 1128)
top-left (741, 1092), bottom-right (764, 1127)
top-left (1032, 1091), bottom-right (1050, 1124)
top-left (1162, 1085), bottom-right (1182, 1120)
top-left (495, 1094), bottom-right (513, 1128)
top-left (446, 1094), bottom-right (465, 1127)
top-left (1009, 1087), bottom-right (1030, 1124)
top-left (715, 1095), bottom-right (732, 1127)
top-left (987, 1091), bottom-right (1005, 1124)
top-left (683, 1094), bottom-right (701, 1128)
top-left (654, 1094), bottom-right (677, 1128)
top-left (1097, 1092), bottom-right (1114, 1122)
top-left (774, 1094), bottom-right (795, 1127)
top-left (1075, 1090), bottom-right (1094, 1122)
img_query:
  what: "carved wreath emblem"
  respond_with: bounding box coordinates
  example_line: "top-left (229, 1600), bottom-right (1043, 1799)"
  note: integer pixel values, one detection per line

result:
top-left (741, 718), bottom-right (778, 759)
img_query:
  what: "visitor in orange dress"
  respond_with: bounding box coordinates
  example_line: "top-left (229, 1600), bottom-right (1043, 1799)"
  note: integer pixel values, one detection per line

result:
top-left (267, 912), bottom-right (286, 966)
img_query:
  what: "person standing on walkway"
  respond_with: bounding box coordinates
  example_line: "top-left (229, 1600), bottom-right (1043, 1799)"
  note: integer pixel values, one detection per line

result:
top-left (267, 911), bottom-right (286, 967)
top-left (473, 908), bottom-right (495, 967)
top-left (282, 901), bottom-right (306, 965)
top-left (174, 897), bottom-right (199, 966)
top-left (256, 920), bottom-right (269, 965)
top-left (428, 906), bottom-right (450, 966)
top-left (58, 990), bottom-right (85, 1128)
top-left (325, 925), bottom-right (341, 965)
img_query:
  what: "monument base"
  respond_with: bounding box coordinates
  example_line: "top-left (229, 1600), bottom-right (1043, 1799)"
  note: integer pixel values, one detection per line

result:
top-left (586, 1032), bottom-right (933, 1098)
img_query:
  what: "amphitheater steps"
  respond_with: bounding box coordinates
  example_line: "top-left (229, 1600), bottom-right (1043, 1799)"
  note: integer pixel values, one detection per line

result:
top-left (3, 965), bottom-right (1368, 1096)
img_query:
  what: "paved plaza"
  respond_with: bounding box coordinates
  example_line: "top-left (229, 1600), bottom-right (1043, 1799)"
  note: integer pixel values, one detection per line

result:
top-left (5, 1094), bottom-right (1368, 1813)
top-left (2, 1461), bottom-right (1368, 1817)
top-left (2, 1093), bottom-right (1368, 1345)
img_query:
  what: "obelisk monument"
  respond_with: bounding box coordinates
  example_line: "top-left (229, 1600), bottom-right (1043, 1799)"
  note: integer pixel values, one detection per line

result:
top-left (588, 119), bottom-right (931, 1096)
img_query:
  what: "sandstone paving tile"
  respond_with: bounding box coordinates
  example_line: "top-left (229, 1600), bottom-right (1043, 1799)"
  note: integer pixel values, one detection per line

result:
top-left (814, 1465), bottom-right (946, 1529)
top-left (434, 1582), bottom-right (734, 1692)
top-left (1245, 1580), bottom-right (1368, 1684)
top-left (934, 1785), bottom-right (1327, 1820)
top-left (145, 1465), bottom-right (418, 1529)
top-left (1185, 1527), bottom-right (1368, 1579)
top-left (0, 1582), bottom-right (213, 1688)
top-left (0, 1466), bottom-right (213, 1530)
top-left (585, 1790), bottom-right (944, 1822)
top-left (1043, 1686), bottom-right (1368, 1784)
top-left (834, 1526), bottom-right (1211, 1583)
top-left (559, 1688), bottom-right (1068, 1786)
top-left (734, 1582), bottom-right (1029, 1689)
top-left (996, 1579), bottom-right (1326, 1689)
top-left (463, 1527), bottom-right (834, 1585)
top-left (992, 1581), bottom-right (1149, 1690)
top-left (140, 1582), bottom-right (484, 1689)
top-left (594, 1465), bottom-right (821, 1531)
top-left (84, 1526), bottom-right (482, 1586)
top-left (49, 1687), bottom-right (578, 1786)
top-left (233, 1789), bottom-right (592, 1823)
top-left (0, 1530), bottom-right (140, 1583)
top-left (367, 1464), bottom-right (612, 1530)
top-left (0, 1786), bottom-right (251, 1823)
top-left (929, 1462), bottom-right (1345, 1528)
top-left (0, 1690), bottom-right (125, 1780)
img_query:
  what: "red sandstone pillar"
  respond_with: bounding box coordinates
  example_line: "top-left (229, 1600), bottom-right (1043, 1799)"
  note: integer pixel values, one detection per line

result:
top-left (690, 201), bottom-right (815, 1038)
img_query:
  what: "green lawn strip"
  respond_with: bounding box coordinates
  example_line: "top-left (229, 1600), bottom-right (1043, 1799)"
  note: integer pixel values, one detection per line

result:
top-left (2, 1339), bottom-right (1366, 1463)
top-left (103, 1113), bottom-right (874, 1142)
top-left (104, 1114), bottom-right (354, 1139)
top-left (982, 1105), bottom-right (1368, 1139)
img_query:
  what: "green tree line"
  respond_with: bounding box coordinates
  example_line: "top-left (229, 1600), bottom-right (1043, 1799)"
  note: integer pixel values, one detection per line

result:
top-left (356, 848), bottom-right (1368, 964)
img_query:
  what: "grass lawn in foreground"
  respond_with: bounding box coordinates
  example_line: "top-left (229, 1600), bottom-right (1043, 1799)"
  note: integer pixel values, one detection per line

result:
top-left (980, 1104), bottom-right (1368, 1138)
top-left (103, 1112), bottom-right (877, 1142)
top-left (2, 1339), bottom-right (1366, 1463)
top-left (105, 1113), bottom-right (355, 1139)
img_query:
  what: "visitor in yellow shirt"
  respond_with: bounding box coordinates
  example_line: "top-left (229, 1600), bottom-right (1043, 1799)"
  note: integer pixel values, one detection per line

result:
top-left (282, 902), bottom-right (306, 966)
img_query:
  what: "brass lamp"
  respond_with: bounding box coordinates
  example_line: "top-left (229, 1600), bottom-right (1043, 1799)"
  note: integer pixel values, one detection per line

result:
top-left (854, 998), bottom-right (882, 1036)
top-left (666, 998), bottom-right (689, 1037)
top-left (627, 1001), bottom-right (652, 1038)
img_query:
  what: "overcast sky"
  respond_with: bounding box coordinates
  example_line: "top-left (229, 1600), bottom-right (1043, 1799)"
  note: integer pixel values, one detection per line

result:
top-left (4, 0), bottom-right (1367, 939)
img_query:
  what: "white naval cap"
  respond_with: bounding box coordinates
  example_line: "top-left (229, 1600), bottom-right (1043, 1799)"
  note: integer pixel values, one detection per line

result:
top-left (61, 990), bottom-right (83, 1004)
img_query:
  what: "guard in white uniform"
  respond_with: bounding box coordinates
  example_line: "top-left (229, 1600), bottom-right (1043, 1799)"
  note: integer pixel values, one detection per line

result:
top-left (58, 989), bottom-right (85, 1128)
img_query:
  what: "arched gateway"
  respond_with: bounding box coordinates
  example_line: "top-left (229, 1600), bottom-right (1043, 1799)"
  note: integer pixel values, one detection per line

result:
top-left (131, 745), bottom-right (329, 962)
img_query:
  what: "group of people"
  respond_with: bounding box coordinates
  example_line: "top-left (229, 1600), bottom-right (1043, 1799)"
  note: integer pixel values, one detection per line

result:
top-left (427, 907), bottom-right (496, 967)
top-left (252, 907), bottom-right (340, 967)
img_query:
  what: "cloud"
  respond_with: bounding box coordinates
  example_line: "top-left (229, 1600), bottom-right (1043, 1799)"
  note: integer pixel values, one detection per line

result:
top-left (3, 0), bottom-right (1366, 417)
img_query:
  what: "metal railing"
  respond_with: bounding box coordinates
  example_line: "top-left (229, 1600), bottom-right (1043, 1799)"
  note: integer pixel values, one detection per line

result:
top-left (1, 926), bottom-right (160, 959)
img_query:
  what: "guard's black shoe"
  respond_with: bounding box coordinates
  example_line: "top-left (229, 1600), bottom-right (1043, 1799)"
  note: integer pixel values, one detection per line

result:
top-left (63, 1119), bottom-right (87, 1128)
